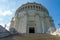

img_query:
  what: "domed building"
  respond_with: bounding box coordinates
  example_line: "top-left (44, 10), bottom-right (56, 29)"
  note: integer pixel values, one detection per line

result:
top-left (10, 2), bottom-right (56, 34)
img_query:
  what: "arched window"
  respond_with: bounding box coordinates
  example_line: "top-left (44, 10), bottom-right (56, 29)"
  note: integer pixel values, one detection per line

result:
top-left (23, 7), bottom-right (24, 10)
top-left (28, 6), bottom-right (29, 8)
top-left (39, 7), bottom-right (40, 10)
top-left (25, 6), bottom-right (27, 9)
top-left (31, 6), bottom-right (32, 8)
top-left (36, 6), bottom-right (38, 9)
top-left (32, 5), bottom-right (35, 10)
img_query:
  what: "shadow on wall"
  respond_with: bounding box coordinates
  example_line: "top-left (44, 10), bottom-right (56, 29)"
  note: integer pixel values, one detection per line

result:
top-left (9, 28), bottom-right (18, 34)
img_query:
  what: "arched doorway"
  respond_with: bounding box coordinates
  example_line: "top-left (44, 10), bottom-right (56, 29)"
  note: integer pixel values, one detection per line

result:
top-left (29, 27), bottom-right (35, 33)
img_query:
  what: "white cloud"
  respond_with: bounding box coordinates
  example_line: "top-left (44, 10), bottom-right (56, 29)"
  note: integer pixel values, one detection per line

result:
top-left (0, 22), bottom-right (10, 30)
top-left (5, 22), bottom-right (11, 30)
top-left (0, 10), bottom-right (13, 30)
top-left (0, 23), bottom-right (5, 27)
top-left (7, 22), bottom-right (10, 27)
top-left (0, 10), bottom-right (12, 16)
top-left (0, 18), bottom-right (3, 21)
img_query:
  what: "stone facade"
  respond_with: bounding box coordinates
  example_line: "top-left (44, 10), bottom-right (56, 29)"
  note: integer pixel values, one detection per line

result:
top-left (10, 2), bottom-right (56, 34)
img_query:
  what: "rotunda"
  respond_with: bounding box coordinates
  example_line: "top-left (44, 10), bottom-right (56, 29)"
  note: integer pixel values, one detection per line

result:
top-left (10, 2), bottom-right (56, 34)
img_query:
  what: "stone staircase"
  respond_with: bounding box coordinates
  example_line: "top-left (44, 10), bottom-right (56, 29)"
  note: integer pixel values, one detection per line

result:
top-left (0, 33), bottom-right (60, 40)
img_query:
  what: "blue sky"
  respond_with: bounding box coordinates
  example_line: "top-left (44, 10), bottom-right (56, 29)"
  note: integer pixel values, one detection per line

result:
top-left (0, 0), bottom-right (60, 29)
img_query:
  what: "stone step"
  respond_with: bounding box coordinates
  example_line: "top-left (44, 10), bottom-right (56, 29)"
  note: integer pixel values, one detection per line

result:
top-left (0, 34), bottom-right (60, 40)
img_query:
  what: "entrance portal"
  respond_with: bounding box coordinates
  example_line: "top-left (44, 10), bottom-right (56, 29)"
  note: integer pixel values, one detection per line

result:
top-left (29, 27), bottom-right (35, 33)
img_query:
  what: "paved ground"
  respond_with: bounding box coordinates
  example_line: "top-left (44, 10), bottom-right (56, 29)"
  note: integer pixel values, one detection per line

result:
top-left (0, 34), bottom-right (60, 40)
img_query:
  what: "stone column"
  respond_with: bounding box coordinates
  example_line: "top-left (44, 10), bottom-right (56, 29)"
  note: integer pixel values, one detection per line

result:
top-left (35, 14), bottom-right (42, 33)
top-left (45, 16), bottom-right (51, 33)
top-left (18, 13), bottom-right (27, 33)
top-left (40, 16), bottom-right (45, 33)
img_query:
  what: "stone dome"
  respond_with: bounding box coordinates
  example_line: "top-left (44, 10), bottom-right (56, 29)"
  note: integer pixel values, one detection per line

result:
top-left (16, 2), bottom-right (49, 14)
